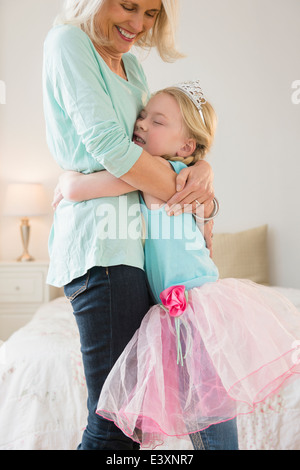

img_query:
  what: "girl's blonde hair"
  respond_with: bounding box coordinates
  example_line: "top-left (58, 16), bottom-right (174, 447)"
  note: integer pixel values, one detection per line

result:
top-left (54, 0), bottom-right (182, 63)
top-left (155, 87), bottom-right (217, 165)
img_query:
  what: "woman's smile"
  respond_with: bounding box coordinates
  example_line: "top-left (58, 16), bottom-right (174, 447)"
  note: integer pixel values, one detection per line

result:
top-left (116, 26), bottom-right (138, 42)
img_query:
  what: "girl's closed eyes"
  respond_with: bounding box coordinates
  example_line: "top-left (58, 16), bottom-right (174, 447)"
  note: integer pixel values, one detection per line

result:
top-left (132, 93), bottom-right (192, 157)
top-left (137, 111), bottom-right (165, 126)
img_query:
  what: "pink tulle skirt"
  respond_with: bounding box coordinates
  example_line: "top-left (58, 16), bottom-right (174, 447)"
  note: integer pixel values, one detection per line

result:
top-left (96, 279), bottom-right (300, 448)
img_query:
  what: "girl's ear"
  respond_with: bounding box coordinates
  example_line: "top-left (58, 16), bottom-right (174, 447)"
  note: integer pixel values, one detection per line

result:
top-left (176, 138), bottom-right (196, 157)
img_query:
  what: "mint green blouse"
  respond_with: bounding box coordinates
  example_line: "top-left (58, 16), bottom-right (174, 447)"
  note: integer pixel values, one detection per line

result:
top-left (43, 25), bottom-right (150, 287)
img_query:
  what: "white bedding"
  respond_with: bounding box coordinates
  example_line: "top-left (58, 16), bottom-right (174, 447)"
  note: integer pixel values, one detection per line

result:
top-left (0, 298), bottom-right (87, 450)
top-left (0, 286), bottom-right (300, 450)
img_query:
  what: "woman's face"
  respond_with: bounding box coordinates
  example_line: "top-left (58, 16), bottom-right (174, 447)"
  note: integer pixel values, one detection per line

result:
top-left (133, 93), bottom-right (192, 157)
top-left (96, 0), bottom-right (162, 55)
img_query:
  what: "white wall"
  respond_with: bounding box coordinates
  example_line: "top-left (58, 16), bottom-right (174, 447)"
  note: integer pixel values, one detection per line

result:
top-left (0, 0), bottom-right (63, 261)
top-left (0, 0), bottom-right (299, 288)
top-left (141, 0), bottom-right (300, 289)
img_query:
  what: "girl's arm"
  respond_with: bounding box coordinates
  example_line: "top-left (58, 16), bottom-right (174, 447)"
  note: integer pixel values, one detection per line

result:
top-left (60, 170), bottom-right (136, 200)
top-left (53, 156), bottom-right (174, 208)
top-left (119, 149), bottom-right (215, 207)
top-left (52, 169), bottom-right (137, 210)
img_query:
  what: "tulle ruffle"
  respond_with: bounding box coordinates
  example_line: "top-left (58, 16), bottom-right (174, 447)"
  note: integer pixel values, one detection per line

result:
top-left (97, 279), bottom-right (300, 448)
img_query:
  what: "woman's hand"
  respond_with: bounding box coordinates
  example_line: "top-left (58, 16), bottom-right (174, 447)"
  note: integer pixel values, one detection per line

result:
top-left (165, 160), bottom-right (214, 213)
top-left (164, 160), bottom-right (215, 253)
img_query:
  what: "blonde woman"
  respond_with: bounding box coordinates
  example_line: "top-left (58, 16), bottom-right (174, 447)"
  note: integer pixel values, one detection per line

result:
top-left (43, 0), bottom-right (215, 450)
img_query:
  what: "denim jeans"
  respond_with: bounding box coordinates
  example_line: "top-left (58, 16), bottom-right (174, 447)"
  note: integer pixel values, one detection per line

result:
top-left (189, 419), bottom-right (239, 450)
top-left (64, 265), bottom-right (151, 450)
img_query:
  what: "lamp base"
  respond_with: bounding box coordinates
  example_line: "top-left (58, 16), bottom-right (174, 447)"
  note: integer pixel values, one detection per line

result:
top-left (17, 252), bottom-right (35, 262)
top-left (17, 217), bottom-right (35, 262)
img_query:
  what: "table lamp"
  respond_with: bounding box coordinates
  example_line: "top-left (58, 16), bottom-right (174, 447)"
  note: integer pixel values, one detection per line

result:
top-left (4, 183), bottom-right (49, 262)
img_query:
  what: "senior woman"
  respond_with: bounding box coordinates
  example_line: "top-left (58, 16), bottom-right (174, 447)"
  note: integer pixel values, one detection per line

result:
top-left (43, 0), bottom-right (236, 451)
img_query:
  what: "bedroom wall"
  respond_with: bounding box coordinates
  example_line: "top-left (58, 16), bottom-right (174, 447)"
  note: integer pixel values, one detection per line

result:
top-left (0, 0), bottom-right (63, 262)
top-left (0, 0), bottom-right (299, 288)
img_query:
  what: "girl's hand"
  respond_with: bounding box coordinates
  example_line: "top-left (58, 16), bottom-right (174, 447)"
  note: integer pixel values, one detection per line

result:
top-left (52, 182), bottom-right (64, 211)
top-left (51, 171), bottom-right (80, 210)
top-left (192, 199), bottom-right (215, 258)
top-left (204, 219), bottom-right (214, 258)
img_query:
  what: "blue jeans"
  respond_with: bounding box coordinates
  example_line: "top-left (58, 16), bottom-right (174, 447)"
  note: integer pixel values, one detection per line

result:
top-left (189, 419), bottom-right (239, 450)
top-left (64, 265), bottom-right (151, 450)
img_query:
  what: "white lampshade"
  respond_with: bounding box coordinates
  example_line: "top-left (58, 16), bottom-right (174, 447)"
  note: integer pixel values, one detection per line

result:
top-left (4, 183), bottom-right (49, 217)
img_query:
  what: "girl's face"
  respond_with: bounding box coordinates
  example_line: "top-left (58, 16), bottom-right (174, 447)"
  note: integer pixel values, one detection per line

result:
top-left (95, 0), bottom-right (162, 55)
top-left (133, 93), bottom-right (194, 157)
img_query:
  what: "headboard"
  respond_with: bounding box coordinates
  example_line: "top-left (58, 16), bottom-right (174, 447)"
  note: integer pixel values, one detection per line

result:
top-left (212, 225), bottom-right (269, 285)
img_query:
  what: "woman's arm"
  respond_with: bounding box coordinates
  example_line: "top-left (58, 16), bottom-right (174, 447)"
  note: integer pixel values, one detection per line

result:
top-left (121, 152), bottom-right (214, 213)
top-left (120, 150), bottom-right (178, 201)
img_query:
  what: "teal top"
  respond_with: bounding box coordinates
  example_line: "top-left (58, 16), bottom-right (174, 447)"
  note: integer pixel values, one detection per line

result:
top-left (43, 25), bottom-right (150, 287)
top-left (141, 161), bottom-right (219, 304)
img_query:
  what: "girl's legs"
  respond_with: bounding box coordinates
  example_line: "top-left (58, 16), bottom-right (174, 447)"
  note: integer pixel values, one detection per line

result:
top-left (189, 419), bottom-right (239, 450)
top-left (64, 265), bottom-right (150, 450)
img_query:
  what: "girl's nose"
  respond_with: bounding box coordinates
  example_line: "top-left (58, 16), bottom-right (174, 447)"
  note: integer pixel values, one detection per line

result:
top-left (136, 118), bottom-right (148, 131)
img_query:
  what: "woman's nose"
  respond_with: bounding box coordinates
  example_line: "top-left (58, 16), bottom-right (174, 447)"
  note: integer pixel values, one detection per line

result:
top-left (128, 13), bottom-right (145, 33)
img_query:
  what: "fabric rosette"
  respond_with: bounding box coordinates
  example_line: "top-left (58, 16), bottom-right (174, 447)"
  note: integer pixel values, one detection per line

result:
top-left (160, 285), bottom-right (188, 317)
top-left (160, 285), bottom-right (190, 365)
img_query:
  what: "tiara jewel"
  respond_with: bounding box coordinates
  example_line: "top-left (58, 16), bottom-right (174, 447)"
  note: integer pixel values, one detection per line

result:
top-left (175, 80), bottom-right (206, 113)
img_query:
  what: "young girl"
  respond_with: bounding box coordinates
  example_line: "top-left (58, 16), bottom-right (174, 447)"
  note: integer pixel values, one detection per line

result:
top-left (56, 81), bottom-right (300, 449)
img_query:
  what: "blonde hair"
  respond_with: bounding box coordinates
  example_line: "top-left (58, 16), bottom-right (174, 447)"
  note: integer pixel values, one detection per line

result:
top-left (155, 87), bottom-right (217, 165)
top-left (54, 0), bottom-right (182, 62)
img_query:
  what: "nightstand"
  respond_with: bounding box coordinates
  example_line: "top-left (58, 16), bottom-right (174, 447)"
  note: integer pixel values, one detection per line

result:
top-left (0, 261), bottom-right (62, 341)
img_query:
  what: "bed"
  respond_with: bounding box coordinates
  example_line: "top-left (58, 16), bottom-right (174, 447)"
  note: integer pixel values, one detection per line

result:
top-left (1, 225), bottom-right (300, 450)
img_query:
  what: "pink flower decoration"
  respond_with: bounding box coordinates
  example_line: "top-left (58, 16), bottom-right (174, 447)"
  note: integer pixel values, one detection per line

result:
top-left (160, 285), bottom-right (187, 318)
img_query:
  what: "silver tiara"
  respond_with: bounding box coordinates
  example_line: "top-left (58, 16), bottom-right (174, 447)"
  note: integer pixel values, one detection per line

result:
top-left (175, 80), bottom-right (206, 123)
